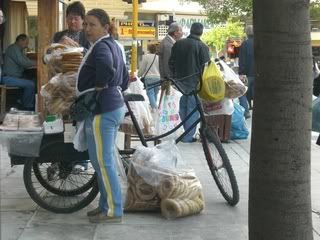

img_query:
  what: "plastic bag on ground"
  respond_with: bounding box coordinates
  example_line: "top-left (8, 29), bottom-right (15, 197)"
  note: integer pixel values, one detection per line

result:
top-left (124, 140), bottom-right (204, 218)
top-left (230, 103), bottom-right (249, 140)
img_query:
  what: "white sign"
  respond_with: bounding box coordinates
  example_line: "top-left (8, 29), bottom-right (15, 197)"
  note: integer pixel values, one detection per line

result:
top-left (175, 15), bottom-right (213, 38)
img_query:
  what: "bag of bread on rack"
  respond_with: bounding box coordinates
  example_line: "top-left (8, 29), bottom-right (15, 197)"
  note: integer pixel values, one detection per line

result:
top-left (40, 73), bottom-right (77, 116)
top-left (44, 43), bottom-right (84, 78)
top-left (218, 60), bottom-right (247, 99)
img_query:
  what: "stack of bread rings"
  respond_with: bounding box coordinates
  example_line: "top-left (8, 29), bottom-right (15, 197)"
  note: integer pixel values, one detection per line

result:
top-left (124, 165), bottom-right (161, 212)
top-left (124, 162), bottom-right (204, 219)
top-left (60, 52), bottom-right (83, 73)
top-left (41, 44), bottom-right (84, 116)
top-left (158, 174), bottom-right (204, 219)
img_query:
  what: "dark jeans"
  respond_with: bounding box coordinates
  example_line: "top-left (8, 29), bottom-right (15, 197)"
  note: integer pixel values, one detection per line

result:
top-left (1, 76), bottom-right (35, 109)
top-left (239, 95), bottom-right (249, 113)
top-left (246, 76), bottom-right (255, 108)
top-left (179, 95), bottom-right (199, 142)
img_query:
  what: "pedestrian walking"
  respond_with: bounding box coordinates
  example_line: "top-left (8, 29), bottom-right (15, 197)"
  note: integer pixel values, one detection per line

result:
top-left (158, 22), bottom-right (183, 97)
top-left (169, 22), bottom-right (210, 143)
top-left (239, 25), bottom-right (255, 117)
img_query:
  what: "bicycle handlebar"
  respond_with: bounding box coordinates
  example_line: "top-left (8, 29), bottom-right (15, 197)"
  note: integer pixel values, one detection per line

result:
top-left (165, 71), bottom-right (203, 96)
top-left (142, 62), bottom-right (211, 96)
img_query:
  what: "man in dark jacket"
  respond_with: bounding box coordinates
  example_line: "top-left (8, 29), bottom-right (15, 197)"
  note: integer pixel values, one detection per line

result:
top-left (239, 25), bottom-right (254, 116)
top-left (169, 22), bottom-right (210, 142)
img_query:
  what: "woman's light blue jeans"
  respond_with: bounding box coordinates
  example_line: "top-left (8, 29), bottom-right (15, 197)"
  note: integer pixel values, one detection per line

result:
top-left (84, 106), bottom-right (125, 217)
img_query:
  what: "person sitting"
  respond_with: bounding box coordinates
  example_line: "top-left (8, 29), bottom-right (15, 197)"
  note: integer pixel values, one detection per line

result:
top-left (53, 1), bottom-right (90, 49)
top-left (2, 34), bottom-right (36, 110)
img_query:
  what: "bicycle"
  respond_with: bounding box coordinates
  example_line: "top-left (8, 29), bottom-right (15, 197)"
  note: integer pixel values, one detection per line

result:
top-left (119, 76), bottom-right (239, 206)
top-left (11, 74), bottom-right (239, 213)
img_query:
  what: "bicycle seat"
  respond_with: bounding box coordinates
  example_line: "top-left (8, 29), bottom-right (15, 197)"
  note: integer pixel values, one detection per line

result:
top-left (123, 93), bottom-right (145, 102)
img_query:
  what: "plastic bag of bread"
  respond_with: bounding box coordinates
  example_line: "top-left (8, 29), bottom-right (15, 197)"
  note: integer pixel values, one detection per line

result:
top-left (120, 80), bottom-right (155, 135)
top-left (219, 60), bottom-right (247, 99)
top-left (44, 44), bottom-right (84, 78)
top-left (125, 140), bottom-right (204, 217)
top-left (40, 73), bottom-right (77, 116)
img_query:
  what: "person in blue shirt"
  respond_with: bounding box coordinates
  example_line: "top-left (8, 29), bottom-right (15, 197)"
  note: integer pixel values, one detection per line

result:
top-left (77, 8), bottom-right (129, 223)
top-left (2, 34), bottom-right (36, 110)
top-left (239, 25), bottom-right (255, 118)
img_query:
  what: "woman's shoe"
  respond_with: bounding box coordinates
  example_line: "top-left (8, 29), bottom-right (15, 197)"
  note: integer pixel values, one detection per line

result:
top-left (87, 207), bottom-right (102, 217)
top-left (89, 213), bottom-right (122, 223)
top-left (181, 138), bottom-right (197, 143)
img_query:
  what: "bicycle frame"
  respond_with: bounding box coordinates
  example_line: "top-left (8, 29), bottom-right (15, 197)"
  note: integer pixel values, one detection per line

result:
top-left (124, 77), bottom-right (208, 147)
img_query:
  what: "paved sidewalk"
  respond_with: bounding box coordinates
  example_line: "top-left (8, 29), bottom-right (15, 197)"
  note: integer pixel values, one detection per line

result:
top-left (1, 126), bottom-right (319, 240)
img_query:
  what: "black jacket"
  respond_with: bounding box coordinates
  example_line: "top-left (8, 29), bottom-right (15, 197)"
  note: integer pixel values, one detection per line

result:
top-left (169, 34), bottom-right (210, 94)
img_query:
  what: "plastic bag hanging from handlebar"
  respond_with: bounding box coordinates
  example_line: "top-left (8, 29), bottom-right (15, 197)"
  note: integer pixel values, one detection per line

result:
top-left (198, 61), bottom-right (225, 102)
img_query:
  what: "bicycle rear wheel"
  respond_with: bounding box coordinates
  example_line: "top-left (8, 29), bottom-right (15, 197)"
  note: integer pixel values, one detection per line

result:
top-left (200, 127), bottom-right (239, 206)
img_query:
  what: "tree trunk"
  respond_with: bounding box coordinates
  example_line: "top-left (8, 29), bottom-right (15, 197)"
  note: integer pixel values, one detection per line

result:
top-left (249, 1), bottom-right (314, 240)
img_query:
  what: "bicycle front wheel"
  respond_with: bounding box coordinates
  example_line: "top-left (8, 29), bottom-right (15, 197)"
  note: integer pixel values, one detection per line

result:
top-left (200, 127), bottom-right (239, 206)
top-left (23, 140), bottom-right (99, 213)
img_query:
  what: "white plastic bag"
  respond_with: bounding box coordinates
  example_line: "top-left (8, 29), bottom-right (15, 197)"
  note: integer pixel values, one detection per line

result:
top-left (121, 80), bottom-right (154, 135)
top-left (201, 98), bottom-right (234, 116)
top-left (219, 60), bottom-right (247, 98)
top-left (156, 87), bottom-right (182, 136)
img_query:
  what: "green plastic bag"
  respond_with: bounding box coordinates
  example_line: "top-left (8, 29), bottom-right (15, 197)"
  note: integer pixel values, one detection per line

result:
top-left (198, 61), bottom-right (225, 102)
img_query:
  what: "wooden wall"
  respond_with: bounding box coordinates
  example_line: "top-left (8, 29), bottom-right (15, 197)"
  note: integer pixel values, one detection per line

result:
top-left (36, 0), bottom-right (58, 111)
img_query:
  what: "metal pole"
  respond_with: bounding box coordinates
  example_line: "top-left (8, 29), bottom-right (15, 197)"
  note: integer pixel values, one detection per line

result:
top-left (131, 0), bottom-right (138, 77)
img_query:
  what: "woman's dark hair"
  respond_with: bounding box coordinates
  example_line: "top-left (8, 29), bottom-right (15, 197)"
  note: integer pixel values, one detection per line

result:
top-left (16, 33), bottom-right (28, 42)
top-left (147, 44), bottom-right (157, 54)
top-left (66, 1), bottom-right (85, 19)
top-left (86, 8), bottom-right (110, 27)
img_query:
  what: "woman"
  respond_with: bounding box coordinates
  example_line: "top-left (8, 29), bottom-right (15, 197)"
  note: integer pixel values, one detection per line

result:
top-left (138, 43), bottom-right (160, 110)
top-left (77, 8), bottom-right (129, 223)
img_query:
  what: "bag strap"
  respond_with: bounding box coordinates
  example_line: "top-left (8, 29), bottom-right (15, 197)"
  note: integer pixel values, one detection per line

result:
top-left (142, 54), bottom-right (157, 79)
